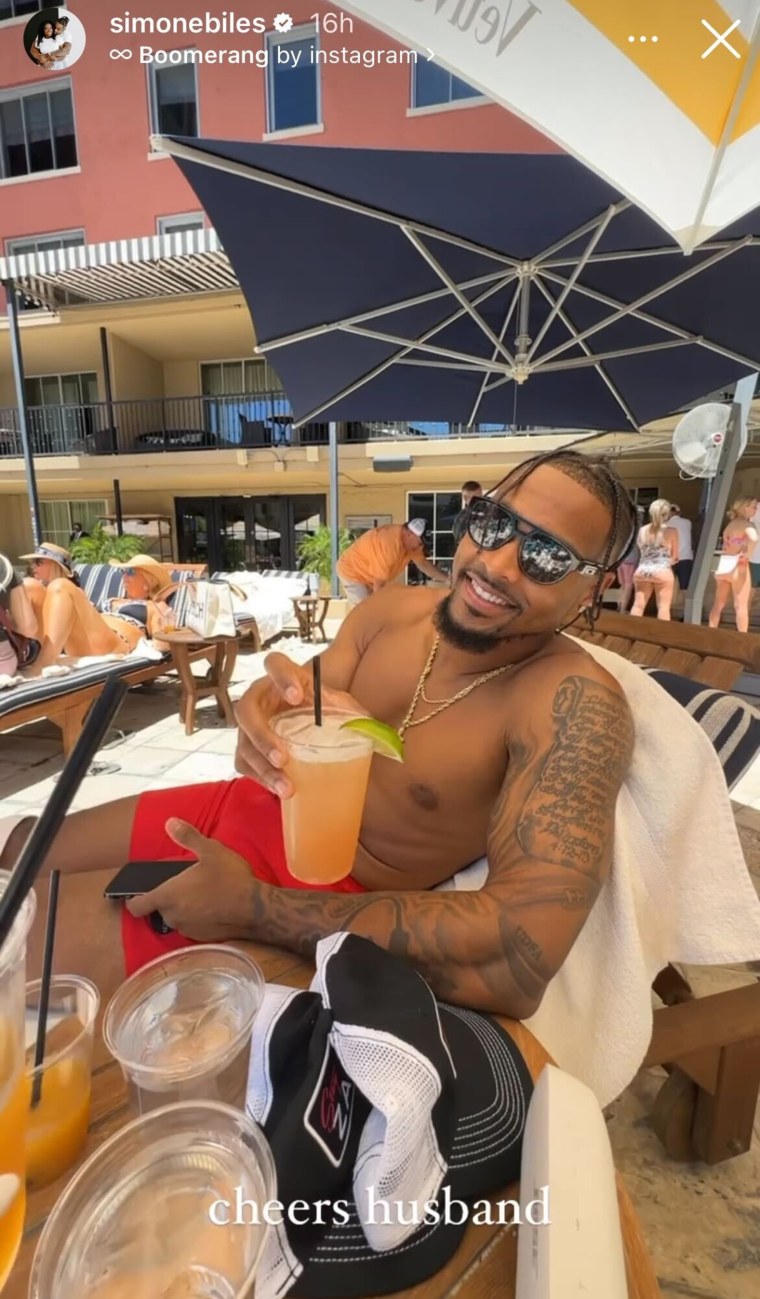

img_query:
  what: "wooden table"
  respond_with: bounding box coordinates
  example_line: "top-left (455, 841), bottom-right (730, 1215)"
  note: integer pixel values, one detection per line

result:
top-left (8, 944), bottom-right (661, 1299)
top-left (291, 595), bottom-right (330, 644)
top-left (162, 630), bottom-right (241, 735)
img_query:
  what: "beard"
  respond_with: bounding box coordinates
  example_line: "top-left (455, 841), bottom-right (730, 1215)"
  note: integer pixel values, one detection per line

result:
top-left (433, 593), bottom-right (506, 654)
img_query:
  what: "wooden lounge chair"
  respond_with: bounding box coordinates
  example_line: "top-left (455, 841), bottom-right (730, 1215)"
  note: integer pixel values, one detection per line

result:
top-left (0, 563), bottom-right (261, 755)
top-left (571, 612), bottom-right (760, 1163)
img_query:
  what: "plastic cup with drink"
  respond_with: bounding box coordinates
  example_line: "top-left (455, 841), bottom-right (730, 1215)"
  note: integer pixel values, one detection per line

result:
top-left (103, 946), bottom-right (264, 1116)
top-left (28, 1100), bottom-right (276, 1299)
top-left (272, 657), bottom-right (405, 886)
top-left (0, 871), bottom-right (36, 1290)
top-left (24, 975), bottom-right (99, 1190)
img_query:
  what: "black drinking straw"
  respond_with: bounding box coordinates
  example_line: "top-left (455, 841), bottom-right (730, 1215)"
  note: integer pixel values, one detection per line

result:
top-left (31, 869), bottom-right (60, 1108)
top-left (0, 676), bottom-right (127, 951)
top-left (313, 655), bottom-right (323, 727)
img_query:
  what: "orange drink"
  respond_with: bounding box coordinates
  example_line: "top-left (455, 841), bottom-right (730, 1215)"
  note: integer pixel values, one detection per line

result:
top-left (0, 870), bottom-right (37, 1291)
top-left (24, 977), bottom-right (99, 1191)
top-left (273, 709), bottom-right (374, 884)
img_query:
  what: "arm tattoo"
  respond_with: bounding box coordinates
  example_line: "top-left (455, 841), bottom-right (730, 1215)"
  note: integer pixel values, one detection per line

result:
top-left (516, 677), bottom-right (629, 874)
top-left (239, 673), bottom-right (632, 1019)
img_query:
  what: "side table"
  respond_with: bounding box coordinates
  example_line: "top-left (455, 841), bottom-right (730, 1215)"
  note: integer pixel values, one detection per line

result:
top-left (291, 594), bottom-right (330, 644)
top-left (162, 630), bottom-right (240, 735)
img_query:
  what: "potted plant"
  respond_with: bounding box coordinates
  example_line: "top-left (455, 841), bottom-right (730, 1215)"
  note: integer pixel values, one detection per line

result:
top-left (69, 524), bottom-right (146, 564)
top-left (296, 525), bottom-right (354, 594)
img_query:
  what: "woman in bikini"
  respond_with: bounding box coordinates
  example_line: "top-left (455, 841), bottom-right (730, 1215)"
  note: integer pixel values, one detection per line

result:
top-left (629, 499), bottom-right (679, 621)
top-left (708, 498), bottom-right (758, 634)
top-left (21, 548), bottom-right (177, 671)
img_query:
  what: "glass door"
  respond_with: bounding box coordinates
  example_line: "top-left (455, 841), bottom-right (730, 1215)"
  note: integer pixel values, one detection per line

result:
top-left (175, 498), bottom-right (215, 570)
top-left (176, 494), bottom-right (326, 573)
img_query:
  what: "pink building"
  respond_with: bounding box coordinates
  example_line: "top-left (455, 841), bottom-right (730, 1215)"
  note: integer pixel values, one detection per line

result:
top-left (0, 0), bottom-right (554, 251)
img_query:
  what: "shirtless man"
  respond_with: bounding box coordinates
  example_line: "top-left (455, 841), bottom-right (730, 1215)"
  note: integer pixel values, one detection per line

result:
top-left (5, 450), bottom-right (636, 1018)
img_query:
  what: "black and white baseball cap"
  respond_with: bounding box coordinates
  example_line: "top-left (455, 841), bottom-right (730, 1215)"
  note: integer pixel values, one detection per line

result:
top-left (247, 933), bottom-right (533, 1299)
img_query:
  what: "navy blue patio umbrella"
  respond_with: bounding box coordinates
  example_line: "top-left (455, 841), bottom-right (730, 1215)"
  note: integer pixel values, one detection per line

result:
top-left (155, 138), bottom-right (760, 433)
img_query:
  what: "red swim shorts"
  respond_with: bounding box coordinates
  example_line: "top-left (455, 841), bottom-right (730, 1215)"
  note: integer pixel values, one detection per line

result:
top-left (122, 777), bottom-right (366, 975)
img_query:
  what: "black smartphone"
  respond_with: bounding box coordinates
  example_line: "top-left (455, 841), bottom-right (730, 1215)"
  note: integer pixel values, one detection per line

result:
top-left (103, 860), bottom-right (192, 900)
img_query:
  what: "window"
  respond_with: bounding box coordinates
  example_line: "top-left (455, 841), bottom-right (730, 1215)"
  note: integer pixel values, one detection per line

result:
top-left (412, 61), bottom-right (484, 109)
top-left (0, 81), bottom-right (77, 178)
top-left (40, 499), bottom-right (108, 550)
top-left (157, 212), bottom-right (204, 236)
top-left (405, 491), bottom-right (462, 582)
top-left (148, 53), bottom-right (198, 137)
top-left (200, 359), bottom-right (284, 396)
top-left (0, 1), bottom-right (39, 22)
top-left (265, 23), bottom-right (320, 133)
top-left (345, 515), bottom-right (393, 539)
top-left (25, 371), bottom-right (98, 407)
top-left (6, 230), bottom-right (85, 309)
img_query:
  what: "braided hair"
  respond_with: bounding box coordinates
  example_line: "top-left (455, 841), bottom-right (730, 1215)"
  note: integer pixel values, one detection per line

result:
top-left (487, 447), bottom-right (638, 630)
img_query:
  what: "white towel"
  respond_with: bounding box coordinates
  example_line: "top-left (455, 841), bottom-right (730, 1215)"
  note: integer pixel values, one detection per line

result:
top-left (437, 639), bottom-right (760, 1108)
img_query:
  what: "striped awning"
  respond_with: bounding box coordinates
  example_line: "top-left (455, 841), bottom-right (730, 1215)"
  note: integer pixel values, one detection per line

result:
top-left (0, 228), bottom-right (238, 309)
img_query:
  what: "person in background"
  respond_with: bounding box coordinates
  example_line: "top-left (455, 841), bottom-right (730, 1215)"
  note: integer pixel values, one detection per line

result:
top-left (20, 549), bottom-right (176, 671)
top-left (630, 499), bottom-right (679, 621)
top-left (69, 521), bottom-right (89, 543)
top-left (452, 481), bottom-right (484, 545)
top-left (749, 499), bottom-right (760, 604)
top-left (708, 498), bottom-right (758, 634)
top-left (337, 520), bottom-right (450, 606)
top-left (0, 554), bottom-right (40, 674)
top-left (614, 510), bottom-right (642, 612)
top-left (667, 505), bottom-right (694, 591)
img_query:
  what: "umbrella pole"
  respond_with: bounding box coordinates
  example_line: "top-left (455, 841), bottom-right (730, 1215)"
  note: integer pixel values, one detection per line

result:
top-left (329, 421), bottom-right (340, 598)
top-left (683, 373), bottom-right (757, 625)
top-left (4, 277), bottom-right (43, 548)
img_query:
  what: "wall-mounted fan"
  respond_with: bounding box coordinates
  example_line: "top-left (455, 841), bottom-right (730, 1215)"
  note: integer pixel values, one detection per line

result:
top-left (672, 402), bottom-right (746, 480)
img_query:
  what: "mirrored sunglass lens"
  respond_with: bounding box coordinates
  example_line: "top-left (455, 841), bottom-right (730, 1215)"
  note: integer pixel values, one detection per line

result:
top-left (468, 502), bottom-right (514, 549)
top-left (520, 533), bottom-right (574, 582)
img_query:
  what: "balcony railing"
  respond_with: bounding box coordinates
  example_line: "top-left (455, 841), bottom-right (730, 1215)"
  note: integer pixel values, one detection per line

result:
top-left (0, 393), bottom-right (528, 459)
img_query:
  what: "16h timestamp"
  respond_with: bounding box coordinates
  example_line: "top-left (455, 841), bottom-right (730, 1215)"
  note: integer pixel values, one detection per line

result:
top-left (311, 11), bottom-right (355, 34)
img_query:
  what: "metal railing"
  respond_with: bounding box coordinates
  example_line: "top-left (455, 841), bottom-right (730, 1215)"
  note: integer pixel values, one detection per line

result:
top-left (0, 394), bottom-right (530, 459)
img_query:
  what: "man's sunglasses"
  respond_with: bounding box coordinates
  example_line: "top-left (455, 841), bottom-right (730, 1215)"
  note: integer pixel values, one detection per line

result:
top-left (465, 497), bottom-right (608, 585)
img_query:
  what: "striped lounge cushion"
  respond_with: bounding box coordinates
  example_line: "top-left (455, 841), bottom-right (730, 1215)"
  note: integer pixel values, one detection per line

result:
top-left (0, 654), bottom-right (167, 722)
top-left (74, 565), bottom-right (197, 613)
top-left (645, 669), bottom-right (760, 791)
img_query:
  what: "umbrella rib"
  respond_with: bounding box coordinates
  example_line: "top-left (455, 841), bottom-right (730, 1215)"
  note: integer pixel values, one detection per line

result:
top-left (403, 227), bottom-right (516, 365)
top-left (682, 14), bottom-right (760, 253)
top-left (532, 276), bottom-right (640, 430)
top-left (531, 200), bottom-right (629, 265)
top-left (527, 206), bottom-right (617, 361)
top-left (536, 238), bottom-right (751, 366)
top-left (539, 339), bottom-right (692, 371)
top-left (255, 271), bottom-right (509, 354)
top-left (468, 281), bottom-right (522, 427)
top-left (290, 273), bottom-right (513, 427)
top-left (541, 268), bottom-right (760, 371)
top-left (542, 241), bottom-right (751, 267)
top-left (344, 324), bottom-right (510, 374)
top-left (153, 135), bottom-right (520, 269)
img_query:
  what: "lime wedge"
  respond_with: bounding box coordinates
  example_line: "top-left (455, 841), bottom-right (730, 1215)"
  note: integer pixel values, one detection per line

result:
top-left (340, 717), bottom-right (405, 762)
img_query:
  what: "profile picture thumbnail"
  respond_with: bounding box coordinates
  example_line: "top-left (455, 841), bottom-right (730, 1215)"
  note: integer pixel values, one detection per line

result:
top-left (24, 7), bottom-right (86, 72)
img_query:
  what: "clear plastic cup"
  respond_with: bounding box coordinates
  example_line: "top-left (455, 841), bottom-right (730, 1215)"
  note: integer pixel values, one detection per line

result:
top-left (272, 708), bottom-right (373, 884)
top-left (103, 946), bottom-right (264, 1116)
top-left (25, 975), bottom-right (100, 1190)
top-left (29, 1100), bottom-right (277, 1299)
top-left (0, 870), bottom-right (36, 1289)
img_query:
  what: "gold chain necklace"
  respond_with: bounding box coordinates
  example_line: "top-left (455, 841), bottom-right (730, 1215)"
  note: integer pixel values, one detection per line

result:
top-left (399, 635), bottom-right (515, 736)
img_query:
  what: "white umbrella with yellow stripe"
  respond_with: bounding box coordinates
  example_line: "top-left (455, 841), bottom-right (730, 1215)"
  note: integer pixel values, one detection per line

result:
top-left (339, 0), bottom-right (760, 250)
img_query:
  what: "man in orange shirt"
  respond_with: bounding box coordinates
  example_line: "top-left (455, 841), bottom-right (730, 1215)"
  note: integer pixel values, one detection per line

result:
top-left (337, 519), bottom-right (450, 605)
